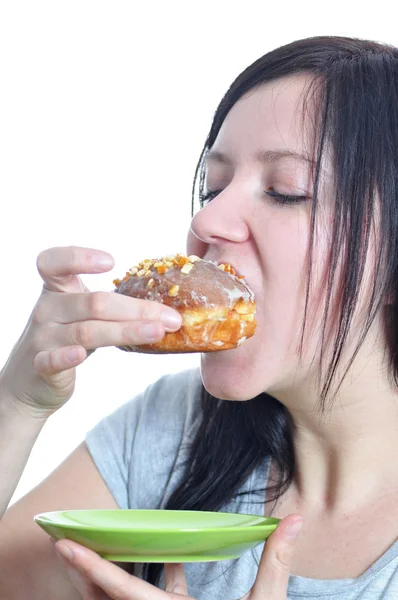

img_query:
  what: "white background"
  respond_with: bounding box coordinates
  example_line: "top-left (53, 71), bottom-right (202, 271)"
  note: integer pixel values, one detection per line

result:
top-left (0, 1), bottom-right (396, 504)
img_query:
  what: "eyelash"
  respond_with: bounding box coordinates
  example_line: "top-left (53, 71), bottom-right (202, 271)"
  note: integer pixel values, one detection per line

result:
top-left (200, 189), bottom-right (308, 206)
top-left (266, 189), bottom-right (308, 205)
top-left (200, 191), bottom-right (220, 205)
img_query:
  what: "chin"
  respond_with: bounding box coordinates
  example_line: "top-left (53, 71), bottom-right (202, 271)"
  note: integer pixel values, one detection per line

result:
top-left (200, 343), bottom-right (268, 401)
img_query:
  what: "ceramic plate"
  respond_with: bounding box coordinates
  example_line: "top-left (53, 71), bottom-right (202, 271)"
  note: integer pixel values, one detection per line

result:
top-left (34, 509), bottom-right (280, 562)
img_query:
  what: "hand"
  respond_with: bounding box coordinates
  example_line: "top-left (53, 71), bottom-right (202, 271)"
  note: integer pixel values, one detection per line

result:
top-left (0, 246), bottom-right (182, 418)
top-left (54, 514), bottom-right (303, 599)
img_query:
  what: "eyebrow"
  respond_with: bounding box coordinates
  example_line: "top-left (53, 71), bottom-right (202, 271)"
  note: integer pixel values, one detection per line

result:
top-left (206, 149), bottom-right (315, 165)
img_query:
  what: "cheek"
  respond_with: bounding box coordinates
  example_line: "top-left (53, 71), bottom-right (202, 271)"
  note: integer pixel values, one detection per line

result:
top-left (258, 213), bottom-right (322, 364)
top-left (261, 216), bottom-right (309, 300)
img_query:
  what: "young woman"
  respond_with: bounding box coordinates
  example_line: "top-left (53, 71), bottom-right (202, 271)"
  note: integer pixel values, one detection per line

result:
top-left (1, 35), bottom-right (398, 599)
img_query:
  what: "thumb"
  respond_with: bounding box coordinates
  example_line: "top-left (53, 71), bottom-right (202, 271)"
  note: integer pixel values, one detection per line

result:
top-left (250, 514), bottom-right (303, 599)
top-left (164, 563), bottom-right (191, 596)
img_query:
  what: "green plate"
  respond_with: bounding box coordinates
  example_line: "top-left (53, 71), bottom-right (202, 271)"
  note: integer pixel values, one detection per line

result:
top-left (34, 509), bottom-right (280, 562)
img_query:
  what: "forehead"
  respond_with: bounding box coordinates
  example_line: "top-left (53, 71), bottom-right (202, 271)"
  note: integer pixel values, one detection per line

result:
top-left (211, 75), bottom-right (315, 160)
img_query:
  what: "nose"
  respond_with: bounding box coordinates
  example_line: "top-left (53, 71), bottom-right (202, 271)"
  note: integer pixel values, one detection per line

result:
top-left (187, 187), bottom-right (250, 257)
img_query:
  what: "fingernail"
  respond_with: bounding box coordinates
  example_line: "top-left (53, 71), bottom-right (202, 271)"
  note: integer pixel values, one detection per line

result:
top-left (66, 348), bottom-right (80, 363)
top-left (286, 518), bottom-right (303, 540)
top-left (55, 544), bottom-right (74, 561)
top-left (139, 323), bottom-right (164, 342)
top-left (160, 309), bottom-right (182, 331)
top-left (92, 253), bottom-right (114, 269)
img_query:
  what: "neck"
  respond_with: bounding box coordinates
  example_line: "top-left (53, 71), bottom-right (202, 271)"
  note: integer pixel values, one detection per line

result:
top-left (274, 336), bottom-right (398, 514)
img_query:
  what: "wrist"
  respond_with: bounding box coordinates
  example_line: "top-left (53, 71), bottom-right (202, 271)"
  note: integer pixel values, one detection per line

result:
top-left (0, 388), bottom-right (50, 427)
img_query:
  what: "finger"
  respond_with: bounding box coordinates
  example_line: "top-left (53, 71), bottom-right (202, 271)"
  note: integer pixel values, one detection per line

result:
top-left (36, 291), bottom-right (182, 331)
top-left (251, 514), bottom-right (303, 599)
top-left (64, 564), bottom-right (108, 600)
top-left (33, 319), bottom-right (167, 365)
top-left (164, 563), bottom-right (188, 595)
top-left (55, 540), bottom-right (171, 600)
top-left (33, 345), bottom-right (87, 377)
top-left (63, 319), bottom-right (167, 350)
top-left (52, 538), bottom-right (108, 599)
top-left (37, 246), bottom-right (114, 292)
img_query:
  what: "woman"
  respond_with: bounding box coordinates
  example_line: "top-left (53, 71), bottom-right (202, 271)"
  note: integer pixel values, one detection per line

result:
top-left (1, 34), bottom-right (398, 599)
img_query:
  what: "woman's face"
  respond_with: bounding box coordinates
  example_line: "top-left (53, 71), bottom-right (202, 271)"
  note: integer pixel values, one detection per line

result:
top-left (188, 75), bottom-right (333, 401)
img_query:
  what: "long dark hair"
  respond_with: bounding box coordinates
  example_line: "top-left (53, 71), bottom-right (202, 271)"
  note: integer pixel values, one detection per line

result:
top-left (143, 36), bottom-right (398, 585)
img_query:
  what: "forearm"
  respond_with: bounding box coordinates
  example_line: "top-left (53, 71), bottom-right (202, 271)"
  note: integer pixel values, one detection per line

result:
top-left (0, 392), bottom-right (47, 518)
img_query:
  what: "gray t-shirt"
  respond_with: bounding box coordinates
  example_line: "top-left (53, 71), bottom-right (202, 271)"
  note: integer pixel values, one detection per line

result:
top-left (86, 368), bottom-right (398, 599)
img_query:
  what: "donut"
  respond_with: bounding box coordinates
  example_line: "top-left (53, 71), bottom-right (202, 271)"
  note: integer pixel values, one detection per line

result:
top-left (112, 254), bottom-right (256, 353)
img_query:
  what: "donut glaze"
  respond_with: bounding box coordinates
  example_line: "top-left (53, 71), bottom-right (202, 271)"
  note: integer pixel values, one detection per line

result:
top-left (113, 254), bottom-right (256, 353)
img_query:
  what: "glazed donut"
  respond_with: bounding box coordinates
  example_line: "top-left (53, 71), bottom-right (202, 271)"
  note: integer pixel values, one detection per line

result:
top-left (112, 254), bottom-right (256, 353)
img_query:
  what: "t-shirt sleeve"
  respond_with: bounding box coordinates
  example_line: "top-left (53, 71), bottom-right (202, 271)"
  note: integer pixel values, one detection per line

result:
top-left (85, 368), bottom-right (202, 510)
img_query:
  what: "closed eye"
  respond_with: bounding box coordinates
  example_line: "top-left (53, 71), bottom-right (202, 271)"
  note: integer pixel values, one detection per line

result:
top-left (199, 188), bottom-right (309, 207)
top-left (199, 190), bottom-right (221, 206)
top-left (265, 189), bottom-right (309, 205)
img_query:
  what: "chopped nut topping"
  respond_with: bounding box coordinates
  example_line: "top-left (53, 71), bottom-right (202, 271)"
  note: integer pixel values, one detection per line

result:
top-left (168, 285), bottom-right (179, 297)
top-left (112, 254), bottom-right (247, 292)
top-left (147, 278), bottom-right (154, 288)
top-left (181, 262), bottom-right (194, 274)
top-left (217, 263), bottom-right (236, 276)
top-left (223, 264), bottom-right (236, 275)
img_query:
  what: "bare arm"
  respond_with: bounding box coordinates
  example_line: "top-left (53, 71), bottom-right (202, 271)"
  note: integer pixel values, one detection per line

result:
top-left (0, 394), bottom-right (46, 519)
top-left (0, 246), bottom-right (181, 598)
top-left (0, 441), bottom-right (118, 599)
